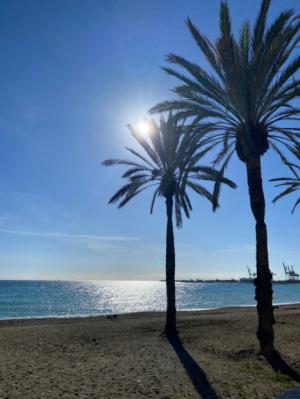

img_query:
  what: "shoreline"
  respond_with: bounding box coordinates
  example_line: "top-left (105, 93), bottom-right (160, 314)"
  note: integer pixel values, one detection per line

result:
top-left (1, 301), bottom-right (300, 323)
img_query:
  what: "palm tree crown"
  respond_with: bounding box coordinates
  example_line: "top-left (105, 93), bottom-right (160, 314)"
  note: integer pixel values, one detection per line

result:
top-left (103, 114), bottom-right (236, 224)
top-left (150, 0), bottom-right (300, 166)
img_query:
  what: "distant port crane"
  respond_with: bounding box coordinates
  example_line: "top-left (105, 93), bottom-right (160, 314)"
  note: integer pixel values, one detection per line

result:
top-left (283, 262), bottom-right (300, 281)
top-left (246, 266), bottom-right (276, 281)
top-left (247, 266), bottom-right (256, 280)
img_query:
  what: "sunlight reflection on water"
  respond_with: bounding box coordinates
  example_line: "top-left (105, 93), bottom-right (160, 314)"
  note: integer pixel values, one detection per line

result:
top-left (0, 280), bottom-right (299, 319)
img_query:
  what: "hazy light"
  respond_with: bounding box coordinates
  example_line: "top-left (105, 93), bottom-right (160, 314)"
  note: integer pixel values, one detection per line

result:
top-left (137, 120), bottom-right (151, 136)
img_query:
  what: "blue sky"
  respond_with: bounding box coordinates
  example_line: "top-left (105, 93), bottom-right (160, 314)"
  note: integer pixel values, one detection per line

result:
top-left (0, 0), bottom-right (299, 280)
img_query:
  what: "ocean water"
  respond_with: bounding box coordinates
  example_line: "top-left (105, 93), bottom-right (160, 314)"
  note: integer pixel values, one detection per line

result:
top-left (0, 280), bottom-right (299, 320)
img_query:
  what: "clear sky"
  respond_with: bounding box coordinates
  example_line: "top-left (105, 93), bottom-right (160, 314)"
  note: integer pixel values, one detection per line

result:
top-left (0, 0), bottom-right (299, 281)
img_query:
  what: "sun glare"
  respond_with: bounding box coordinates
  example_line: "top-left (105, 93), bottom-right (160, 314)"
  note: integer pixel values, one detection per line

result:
top-left (137, 120), bottom-right (151, 136)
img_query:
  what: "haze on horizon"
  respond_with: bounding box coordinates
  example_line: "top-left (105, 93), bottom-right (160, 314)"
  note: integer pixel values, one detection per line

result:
top-left (0, 0), bottom-right (299, 281)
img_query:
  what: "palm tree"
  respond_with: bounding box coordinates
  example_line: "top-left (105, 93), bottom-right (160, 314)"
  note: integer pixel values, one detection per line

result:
top-left (271, 162), bottom-right (300, 213)
top-left (103, 114), bottom-right (236, 336)
top-left (150, 0), bottom-right (300, 353)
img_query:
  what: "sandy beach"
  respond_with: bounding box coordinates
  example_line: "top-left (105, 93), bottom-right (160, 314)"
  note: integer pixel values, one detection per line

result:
top-left (0, 305), bottom-right (299, 399)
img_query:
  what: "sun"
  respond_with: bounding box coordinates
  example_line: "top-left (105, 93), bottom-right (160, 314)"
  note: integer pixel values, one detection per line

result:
top-left (137, 120), bottom-right (151, 136)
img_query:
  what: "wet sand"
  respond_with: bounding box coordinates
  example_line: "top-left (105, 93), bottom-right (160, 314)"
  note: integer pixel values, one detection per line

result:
top-left (0, 305), bottom-right (299, 398)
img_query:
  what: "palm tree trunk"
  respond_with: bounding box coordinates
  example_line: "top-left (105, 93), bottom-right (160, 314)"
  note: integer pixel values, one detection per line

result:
top-left (164, 194), bottom-right (177, 336)
top-left (246, 157), bottom-right (275, 354)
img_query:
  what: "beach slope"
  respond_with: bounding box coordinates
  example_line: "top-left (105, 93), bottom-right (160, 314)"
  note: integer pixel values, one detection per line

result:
top-left (0, 305), bottom-right (299, 398)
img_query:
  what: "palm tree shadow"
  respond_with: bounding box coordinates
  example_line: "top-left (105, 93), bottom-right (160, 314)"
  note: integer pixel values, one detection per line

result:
top-left (264, 351), bottom-right (300, 383)
top-left (167, 334), bottom-right (219, 399)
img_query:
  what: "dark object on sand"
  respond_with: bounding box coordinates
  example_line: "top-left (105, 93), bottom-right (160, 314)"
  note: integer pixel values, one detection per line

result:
top-left (106, 314), bottom-right (117, 320)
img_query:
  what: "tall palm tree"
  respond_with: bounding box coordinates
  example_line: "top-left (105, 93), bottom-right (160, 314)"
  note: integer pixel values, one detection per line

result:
top-left (150, 0), bottom-right (300, 353)
top-left (103, 114), bottom-right (236, 336)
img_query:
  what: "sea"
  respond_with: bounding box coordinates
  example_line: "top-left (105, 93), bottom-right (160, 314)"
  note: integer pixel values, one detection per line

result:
top-left (0, 280), bottom-right (299, 320)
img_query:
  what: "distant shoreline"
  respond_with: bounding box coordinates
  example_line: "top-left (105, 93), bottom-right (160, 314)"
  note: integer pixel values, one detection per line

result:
top-left (1, 302), bottom-right (300, 323)
top-left (160, 279), bottom-right (300, 284)
top-left (0, 278), bottom-right (299, 284)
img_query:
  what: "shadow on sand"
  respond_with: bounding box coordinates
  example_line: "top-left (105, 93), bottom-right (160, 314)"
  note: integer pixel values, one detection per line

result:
top-left (167, 334), bottom-right (219, 399)
top-left (264, 351), bottom-right (300, 383)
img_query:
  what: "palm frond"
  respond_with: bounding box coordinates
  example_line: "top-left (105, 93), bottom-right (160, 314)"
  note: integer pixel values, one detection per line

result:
top-left (272, 185), bottom-right (298, 203)
top-left (174, 193), bottom-right (183, 227)
top-left (271, 160), bottom-right (300, 213)
top-left (118, 183), bottom-right (159, 208)
top-left (186, 18), bottom-right (223, 78)
top-left (239, 20), bottom-right (251, 61)
top-left (102, 158), bottom-right (146, 169)
top-left (128, 124), bottom-right (162, 167)
top-left (292, 197), bottom-right (300, 213)
top-left (150, 188), bottom-right (160, 214)
top-left (108, 182), bottom-right (142, 205)
top-left (122, 167), bottom-right (150, 178)
top-left (252, 0), bottom-right (271, 52)
top-left (187, 182), bottom-right (214, 204)
top-left (125, 147), bottom-right (155, 168)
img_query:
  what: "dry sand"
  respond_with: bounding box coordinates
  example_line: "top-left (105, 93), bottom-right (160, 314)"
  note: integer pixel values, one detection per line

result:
top-left (0, 305), bottom-right (299, 399)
